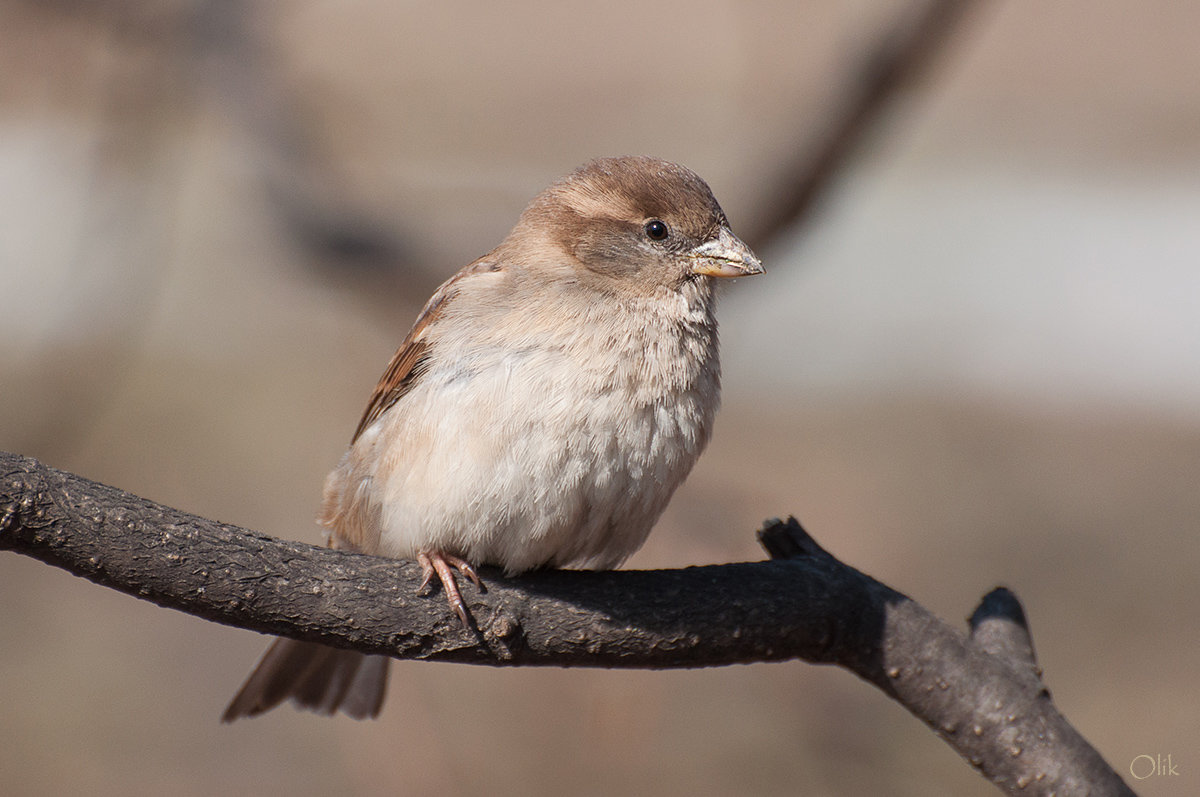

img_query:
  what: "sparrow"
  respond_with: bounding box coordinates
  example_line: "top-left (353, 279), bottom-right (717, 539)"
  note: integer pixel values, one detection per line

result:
top-left (222, 156), bottom-right (763, 721)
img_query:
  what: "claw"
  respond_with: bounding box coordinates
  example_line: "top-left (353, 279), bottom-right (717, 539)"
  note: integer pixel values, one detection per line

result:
top-left (417, 551), bottom-right (482, 627)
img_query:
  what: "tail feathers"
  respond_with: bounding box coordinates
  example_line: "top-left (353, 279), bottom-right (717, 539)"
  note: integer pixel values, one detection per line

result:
top-left (222, 637), bottom-right (388, 722)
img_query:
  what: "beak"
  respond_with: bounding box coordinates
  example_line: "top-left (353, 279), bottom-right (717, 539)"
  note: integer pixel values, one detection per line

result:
top-left (687, 227), bottom-right (764, 278)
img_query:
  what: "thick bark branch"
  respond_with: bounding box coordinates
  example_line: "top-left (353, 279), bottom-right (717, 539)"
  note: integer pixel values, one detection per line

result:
top-left (1, 451), bottom-right (1133, 796)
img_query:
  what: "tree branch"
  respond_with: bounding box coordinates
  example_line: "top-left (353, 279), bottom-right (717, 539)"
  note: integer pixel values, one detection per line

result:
top-left (1, 450), bottom-right (1133, 796)
top-left (745, 0), bottom-right (989, 248)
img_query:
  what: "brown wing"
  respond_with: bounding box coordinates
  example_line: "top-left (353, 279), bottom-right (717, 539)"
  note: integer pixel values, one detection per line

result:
top-left (349, 257), bottom-right (501, 442)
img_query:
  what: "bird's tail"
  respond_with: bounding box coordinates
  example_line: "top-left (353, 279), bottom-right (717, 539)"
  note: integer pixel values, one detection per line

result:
top-left (221, 637), bottom-right (388, 722)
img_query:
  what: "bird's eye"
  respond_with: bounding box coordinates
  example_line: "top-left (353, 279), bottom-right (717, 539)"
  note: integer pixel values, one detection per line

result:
top-left (644, 219), bottom-right (669, 241)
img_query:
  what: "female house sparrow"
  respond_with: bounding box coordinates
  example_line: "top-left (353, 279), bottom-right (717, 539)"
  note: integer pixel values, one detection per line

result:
top-left (222, 156), bottom-right (762, 721)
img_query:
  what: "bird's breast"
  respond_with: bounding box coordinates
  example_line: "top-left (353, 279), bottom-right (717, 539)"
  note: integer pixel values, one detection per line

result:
top-left (332, 284), bottom-right (723, 572)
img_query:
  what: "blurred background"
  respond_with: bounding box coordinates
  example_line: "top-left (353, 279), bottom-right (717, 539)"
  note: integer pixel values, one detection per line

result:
top-left (2, 1), bottom-right (1197, 795)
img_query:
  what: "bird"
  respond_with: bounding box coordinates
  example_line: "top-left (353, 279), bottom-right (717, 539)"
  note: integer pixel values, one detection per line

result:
top-left (221, 156), bottom-right (763, 721)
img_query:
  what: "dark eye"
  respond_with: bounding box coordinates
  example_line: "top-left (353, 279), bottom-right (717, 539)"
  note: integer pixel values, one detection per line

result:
top-left (644, 219), bottom-right (669, 241)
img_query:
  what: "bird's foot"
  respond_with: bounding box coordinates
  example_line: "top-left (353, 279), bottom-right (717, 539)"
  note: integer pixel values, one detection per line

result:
top-left (417, 551), bottom-right (483, 627)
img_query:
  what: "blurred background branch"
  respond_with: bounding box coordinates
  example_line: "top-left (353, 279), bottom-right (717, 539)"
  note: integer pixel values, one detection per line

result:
top-left (743, 0), bottom-right (987, 247)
